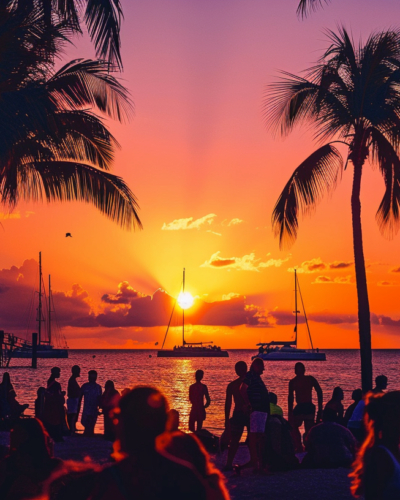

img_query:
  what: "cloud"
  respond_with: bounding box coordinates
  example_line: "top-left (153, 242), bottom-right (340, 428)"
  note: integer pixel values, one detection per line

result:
top-left (313, 275), bottom-right (354, 284)
top-left (390, 267), bottom-right (400, 273)
top-left (377, 281), bottom-right (400, 287)
top-left (227, 218), bottom-right (244, 226)
top-left (206, 230), bottom-right (222, 236)
top-left (102, 281), bottom-right (145, 304)
top-left (162, 213), bottom-right (216, 231)
top-left (201, 251), bottom-right (289, 272)
top-left (290, 258), bottom-right (353, 274)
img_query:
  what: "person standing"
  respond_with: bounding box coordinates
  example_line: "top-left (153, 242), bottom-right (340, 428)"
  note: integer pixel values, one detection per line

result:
top-left (189, 370), bottom-right (210, 432)
top-left (79, 370), bottom-right (102, 437)
top-left (67, 365), bottom-right (81, 435)
top-left (43, 367), bottom-right (66, 442)
top-left (288, 362), bottom-right (323, 453)
top-left (223, 361), bottom-right (249, 470)
top-left (100, 380), bottom-right (120, 441)
top-left (240, 358), bottom-right (270, 473)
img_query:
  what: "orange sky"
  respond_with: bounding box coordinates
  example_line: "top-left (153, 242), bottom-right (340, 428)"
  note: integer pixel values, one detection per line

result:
top-left (1, 0), bottom-right (400, 349)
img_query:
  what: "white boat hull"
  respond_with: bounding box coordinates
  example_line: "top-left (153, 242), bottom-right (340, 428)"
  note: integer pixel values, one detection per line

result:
top-left (253, 351), bottom-right (326, 361)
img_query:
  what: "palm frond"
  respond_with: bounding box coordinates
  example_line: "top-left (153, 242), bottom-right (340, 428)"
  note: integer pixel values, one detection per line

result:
top-left (47, 58), bottom-right (133, 122)
top-left (297, 0), bottom-right (329, 18)
top-left (272, 144), bottom-right (343, 248)
top-left (84, 0), bottom-right (123, 69)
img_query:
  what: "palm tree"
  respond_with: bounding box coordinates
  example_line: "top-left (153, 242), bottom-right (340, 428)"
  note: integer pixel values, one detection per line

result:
top-left (0, 2), bottom-right (141, 229)
top-left (14, 0), bottom-right (124, 68)
top-left (297, 0), bottom-right (329, 17)
top-left (264, 27), bottom-right (400, 392)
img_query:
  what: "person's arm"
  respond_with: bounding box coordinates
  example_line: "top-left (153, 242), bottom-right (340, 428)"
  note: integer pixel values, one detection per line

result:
top-left (224, 384), bottom-right (232, 427)
top-left (312, 378), bottom-right (323, 422)
top-left (77, 386), bottom-right (84, 416)
top-left (288, 380), bottom-right (294, 420)
top-left (239, 382), bottom-right (251, 413)
top-left (204, 386), bottom-right (211, 409)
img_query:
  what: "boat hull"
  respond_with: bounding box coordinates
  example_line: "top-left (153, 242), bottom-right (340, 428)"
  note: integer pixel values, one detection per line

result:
top-left (253, 352), bottom-right (326, 361)
top-left (11, 349), bottom-right (69, 359)
top-left (157, 350), bottom-right (229, 358)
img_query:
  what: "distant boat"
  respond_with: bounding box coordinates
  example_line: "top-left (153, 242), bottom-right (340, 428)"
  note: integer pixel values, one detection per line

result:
top-left (157, 269), bottom-right (229, 358)
top-left (12, 253), bottom-right (68, 359)
top-left (252, 270), bottom-right (326, 361)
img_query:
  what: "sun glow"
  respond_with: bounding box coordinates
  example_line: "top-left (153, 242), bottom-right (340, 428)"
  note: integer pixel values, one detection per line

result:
top-left (177, 291), bottom-right (194, 310)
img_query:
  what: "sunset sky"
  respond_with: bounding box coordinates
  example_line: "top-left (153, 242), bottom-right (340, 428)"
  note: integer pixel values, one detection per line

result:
top-left (1, 0), bottom-right (400, 349)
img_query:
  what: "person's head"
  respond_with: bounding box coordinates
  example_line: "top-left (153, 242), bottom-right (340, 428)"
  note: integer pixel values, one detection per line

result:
top-left (105, 380), bottom-right (115, 391)
top-left (37, 386), bottom-right (45, 397)
top-left (332, 387), bottom-right (344, 401)
top-left (88, 370), bottom-right (97, 383)
top-left (294, 362), bottom-right (305, 376)
top-left (118, 386), bottom-right (169, 455)
top-left (10, 418), bottom-right (52, 470)
top-left (167, 409), bottom-right (180, 432)
top-left (2, 372), bottom-right (10, 384)
top-left (71, 365), bottom-right (80, 377)
top-left (50, 367), bottom-right (60, 379)
top-left (235, 361), bottom-right (248, 377)
top-left (195, 370), bottom-right (204, 382)
top-left (375, 375), bottom-right (388, 391)
top-left (322, 407), bottom-right (337, 423)
top-left (352, 389), bottom-right (363, 403)
top-left (351, 391), bottom-right (400, 497)
top-left (251, 358), bottom-right (264, 375)
top-left (269, 392), bottom-right (278, 405)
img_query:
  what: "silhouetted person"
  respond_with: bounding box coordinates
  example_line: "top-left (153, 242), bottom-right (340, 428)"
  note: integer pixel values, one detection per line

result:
top-left (325, 387), bottom-right (344, 424)
top-left (67, 365), bottom-right (81, 435)
top-left (240, 358), bottom-right (270, 473)
top-left (167, 409), bottom-right (181, 432)
top-left (344, 389), bottom-right (362, 426)
top-left (373, 375), bottom-right (388, 393)
top-left (100, 380), bottom-right (120, 441)
top-left (35, 387), bottom-right (46, 422)
top-left (0, 372), bottom-right (28, 419)
top-left (54, 387), bottom-right (209, 500)
top-left (0, 418), bottom-right (61, 500)
top-left (288, 362), bottom-right (323, 452)
top-left (43, 367), bottom-right (65, 442)
top-left (302, 407), bottom-right (356, 469)
top-left (79, 370), bottom-right (102, 437)
top-left (223, 361), bottom-right (249, 470)
top-left (351, 391), bottom-right (400, 499)
top-left (156, 431), bottom-right (229, 499)
top-left (189, 370), bottom-right (210, 432)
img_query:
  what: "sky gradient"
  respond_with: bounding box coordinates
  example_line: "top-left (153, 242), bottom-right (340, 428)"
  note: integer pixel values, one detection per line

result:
top-left (1, 0), bottom-right (400, 349)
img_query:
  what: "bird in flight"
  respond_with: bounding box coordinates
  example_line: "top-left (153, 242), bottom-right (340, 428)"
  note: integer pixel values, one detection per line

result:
top-left (66, 233), bottom-right (72, 238)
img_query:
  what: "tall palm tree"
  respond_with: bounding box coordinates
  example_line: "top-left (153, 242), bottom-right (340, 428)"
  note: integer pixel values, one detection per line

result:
top-left (0, 2), bottom-right (141, 229)
top-left (264, 28), bottom-right (400, 392)
top-left (13, 0), bottom-right (124, 68)
top-left (297, 0), bottom-right (329, 18)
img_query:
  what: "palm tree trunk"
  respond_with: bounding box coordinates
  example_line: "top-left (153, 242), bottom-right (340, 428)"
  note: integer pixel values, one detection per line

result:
top-left (351, 160), bottom-right (373, 393)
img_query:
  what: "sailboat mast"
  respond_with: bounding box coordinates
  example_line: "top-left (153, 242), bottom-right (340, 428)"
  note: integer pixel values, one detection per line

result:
top-left (48, 275), bottom-right (51, 345)
top-left (294, 269), bottom-right (298, 346)
top-left (182, 268), bottom-right (185, 346)
top-left (38, 252), bottom-right (42, 345)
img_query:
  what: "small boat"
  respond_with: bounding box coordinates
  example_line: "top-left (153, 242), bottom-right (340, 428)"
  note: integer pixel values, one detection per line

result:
top-left (157, 269), bottom-right (229, 358)
top-left (253, 270), bottom-right (326, 361)
top-left (11, 253), bottom-right (68, 359)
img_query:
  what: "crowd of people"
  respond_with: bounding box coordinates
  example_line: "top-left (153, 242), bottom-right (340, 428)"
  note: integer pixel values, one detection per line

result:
top-left (0, 360), bottom-right (399, 499)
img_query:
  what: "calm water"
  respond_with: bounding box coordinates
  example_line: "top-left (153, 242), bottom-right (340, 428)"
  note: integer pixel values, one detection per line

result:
top-left (1, 349), bottom-right (399, 434)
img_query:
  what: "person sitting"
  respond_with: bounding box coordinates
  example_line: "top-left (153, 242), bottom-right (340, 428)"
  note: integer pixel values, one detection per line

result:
top-left (156, 431), bottom-right (229, 499)
top-left (269, 392), bottom-right (283, 417)
top-left (344, 389), bottom-right (362, 426)
top-left (350, 391), bottom-right (400, 499)
top-left (100, 380), bottom-right (120, 441)
top-left (35, 387), bottom-right (46, 422)
top-left (0, 418), bottom-right (61, 500)
top-left (324, 387), bottom-right (344, 424)
top-left (0, 372), bottom-right (29, 420)
top-left (302, 407), bottom-right (356, 469)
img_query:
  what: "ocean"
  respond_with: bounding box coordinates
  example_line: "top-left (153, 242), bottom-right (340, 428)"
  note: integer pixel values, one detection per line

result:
top-left (1, 349), bottom-right (399, 434)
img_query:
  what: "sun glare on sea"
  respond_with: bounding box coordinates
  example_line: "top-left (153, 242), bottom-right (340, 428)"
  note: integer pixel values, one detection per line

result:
top-left (178, 291), bottom-right (194, 310)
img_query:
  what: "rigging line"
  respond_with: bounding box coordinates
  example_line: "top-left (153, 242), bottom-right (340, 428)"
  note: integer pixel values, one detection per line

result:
top-left (297, 278), bottom-right (314, 351)
top-left (162, 298), bottom-right (177, 349)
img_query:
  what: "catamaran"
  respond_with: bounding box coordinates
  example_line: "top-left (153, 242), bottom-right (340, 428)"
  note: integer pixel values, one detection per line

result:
top-left (157, 269), bottom-right (229, 358)
top-left (12, 252), bottom-right (68, 358)
top-left (252, 270), bottom-right (326, 361)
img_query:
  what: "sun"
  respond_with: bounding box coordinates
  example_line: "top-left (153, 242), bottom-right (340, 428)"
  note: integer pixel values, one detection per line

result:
top-left (178, 291), bottom-right (194, 310)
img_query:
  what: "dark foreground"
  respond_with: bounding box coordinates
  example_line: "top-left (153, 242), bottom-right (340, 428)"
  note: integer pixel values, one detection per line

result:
top-left (51, 436), bottom-right (353, 500)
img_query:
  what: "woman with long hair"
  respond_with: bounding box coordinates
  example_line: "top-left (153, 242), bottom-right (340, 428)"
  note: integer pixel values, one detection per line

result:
top-left (350, 391), bottom-right (400, 499)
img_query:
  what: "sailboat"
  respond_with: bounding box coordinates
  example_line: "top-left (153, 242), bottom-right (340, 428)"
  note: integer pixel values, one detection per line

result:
top-left (12, 253), bottom-right (68, 358)
top-left (252, 270), bottom-right (326, 361)
top-left (157, 269), bottom-right (229, 358)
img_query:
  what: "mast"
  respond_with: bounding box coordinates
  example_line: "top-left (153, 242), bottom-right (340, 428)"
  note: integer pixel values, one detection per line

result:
top-left (38, 252), bottom-right (42, 345)
top-left (294, 269), bottom-right (298, 346)
top-left (48, 275), bottom-right (52, 346)
top-left (182, 268), bottom-right (185, 346)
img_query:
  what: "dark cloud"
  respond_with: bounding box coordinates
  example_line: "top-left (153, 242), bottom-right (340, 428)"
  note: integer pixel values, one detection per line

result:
top-left (293, 258), bottom-right (353, 274)
top-left (391, 267), bottom-right (400, 273)
top-left (209, 258), bottom-right (236, 268)
top-left (329, 261), bottom-right (353, 270)
top-left (101, 281), bottom-right (144, 304)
